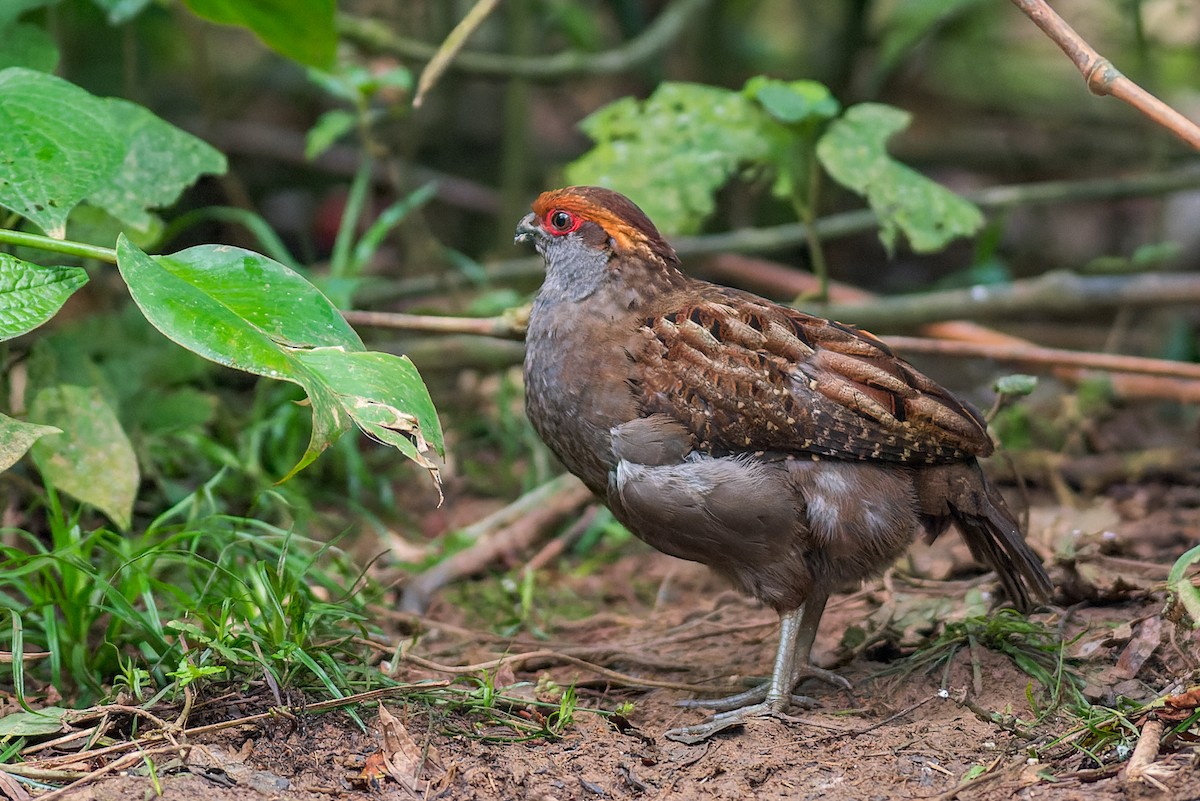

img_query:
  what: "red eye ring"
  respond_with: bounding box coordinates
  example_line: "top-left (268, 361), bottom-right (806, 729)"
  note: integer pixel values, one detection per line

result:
top-left (545, 209), bottom-right (580, 235)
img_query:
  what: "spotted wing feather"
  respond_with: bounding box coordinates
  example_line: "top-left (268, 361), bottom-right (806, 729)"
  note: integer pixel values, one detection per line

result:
top-left (629, 287), bottom-right (992, 464)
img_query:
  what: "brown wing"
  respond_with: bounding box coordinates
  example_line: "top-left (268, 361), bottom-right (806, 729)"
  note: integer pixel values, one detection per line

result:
top-left (627, 287), bottom-right (992, 464)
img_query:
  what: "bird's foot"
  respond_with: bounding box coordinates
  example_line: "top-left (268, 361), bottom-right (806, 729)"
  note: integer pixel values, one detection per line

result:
top-left (676, 684), bottom-right (817, 713)
top-left (664, 702), bottom-right (798, 744)
top-left (792, 664), bottom-right (853, 693)
top-left (676, 665), bottom-right (850, 713)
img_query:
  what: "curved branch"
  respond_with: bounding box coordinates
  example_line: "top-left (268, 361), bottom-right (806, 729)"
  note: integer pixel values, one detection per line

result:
top-left (337, 0), bottom-right (712, 81)
top-left (1011, 0), bottom-right (1200, 149)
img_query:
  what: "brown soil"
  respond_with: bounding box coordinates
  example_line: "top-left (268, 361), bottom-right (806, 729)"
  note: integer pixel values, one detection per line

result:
top-left (36, 489), bottom-right (1200, 801)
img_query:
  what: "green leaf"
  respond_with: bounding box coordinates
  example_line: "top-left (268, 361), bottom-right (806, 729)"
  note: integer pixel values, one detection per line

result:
top-left (1167, 543), bottom-right (1200, 629)
top-left (115, 237), bottom-right (363, 377)
top-left (0, 253), bottom-right (88, 341)
top-left (306, 109), bottom-right (356, 161)
top-left (115, 238), bottom-right (441, 484)
top-left (816, 103), bottom-right (984, 253)
top-left (566, 83), bottom-right (781, 235)
top-left (0, 22), bottom-right (60, 71)
top-left (183, 0), bottom-right (336, 69)
top-left (0, 67), bottom-right (124, 238)
top-left (993, 374), bottom-right (1037, 397)
top-left (0, 68), bottom-right (222, 239)
top-left (744, 77), bottom-right (839, 125)
top-left (290, 347), bottom-right (444, 471)
top-left (0, 412), bottom-right (60, 473)
top-left (0, 706), bottom-right (71, 737)
top-left (29, 384), bottom-right (139, 529)
top-left (87, 98), bottom-right (226, 233)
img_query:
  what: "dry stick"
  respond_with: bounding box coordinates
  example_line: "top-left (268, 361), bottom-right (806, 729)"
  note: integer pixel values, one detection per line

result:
top-left (343, 308), bottom-right (525, 339)
top-left (1122, 718), bottom-right (1170, 790)
top-left (34, 744), bottom-right (188, 801)
top-left (819, 270), bottom-right (1200, 330)
top-left (412, 0), bottom-right (503, 108)
top-left (882, 336), bottom-right (1200, 382)
top-left (1011, 0), bottom-right (1200, 150)
top-left (399, 473), bottom-right (593, 613)
top-left (337, 0), bottom-right (712, 81)
top-left (400, 650), bottom-right (738, 695)
top-left (25, 683), bottom-right (449, 774)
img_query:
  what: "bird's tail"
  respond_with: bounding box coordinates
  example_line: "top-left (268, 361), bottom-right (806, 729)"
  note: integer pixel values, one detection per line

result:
top-left (916, 462), bottom-right (1052, 612)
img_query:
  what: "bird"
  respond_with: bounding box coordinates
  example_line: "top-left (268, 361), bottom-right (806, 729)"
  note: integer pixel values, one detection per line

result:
top-left (515, 185), bottom-right (1052, 743)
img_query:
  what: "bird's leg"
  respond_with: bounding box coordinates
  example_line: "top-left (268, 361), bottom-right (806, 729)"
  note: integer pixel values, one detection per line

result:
top-left (788, 591), bottom-right (851, 691)
top-left (676, 591), bottom-right (848, 715)
top-left (665, 606), bottom-right (825, 743)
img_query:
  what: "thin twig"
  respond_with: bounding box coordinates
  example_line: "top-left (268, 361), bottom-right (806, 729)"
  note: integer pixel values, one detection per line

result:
top-left (399, 650), bottom-right (740, 695)
top-left (1011, 0), bottom-right (1200, 149)
top-left (820, 270), bottom-right (1200, 330)
top-left (884, 336), bottom-right (1200, 382)
top-left (343, 308), bottom-right (526, 339)
top-left (338, 0), bottom-right (711, 81)
top-left (25, 683), bottom-right (447, 770)
top-left (399, 474), bottom-right (593, 613)
top-left (413, 0), bottom-right (503, 107)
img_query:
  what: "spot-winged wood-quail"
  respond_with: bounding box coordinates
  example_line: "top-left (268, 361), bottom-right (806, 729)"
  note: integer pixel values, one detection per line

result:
top-left (515, 185), bottom-right (1052, 743)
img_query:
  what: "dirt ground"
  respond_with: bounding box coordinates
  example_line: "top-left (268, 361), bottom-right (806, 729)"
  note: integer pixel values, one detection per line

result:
top-left (34, 483), bottom-right (1200, 801)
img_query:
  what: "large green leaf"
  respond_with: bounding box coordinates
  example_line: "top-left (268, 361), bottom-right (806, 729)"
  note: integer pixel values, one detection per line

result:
top-left (88, 99), bottom-right (226, 233)
top-left (183, 0), bottom-right (336, 69)
top-left (566, 83), bottom-right (784, 235)
top-left (29, 384), bottom-right (138, 530)
top-left (115, 238), bottom-right (362, 377)
top-left (816, 103), bottom-right (984, 253)
top-left (0, 67), bottom-right (124, 238)
top-left (0, 68), bottom-right (224, 238)
top-left (0, 253), bottom-right (88, 341)
top-left (115, 238), bottom-right (441, 484)
top-left (0, 412), bottom-right (59, 473)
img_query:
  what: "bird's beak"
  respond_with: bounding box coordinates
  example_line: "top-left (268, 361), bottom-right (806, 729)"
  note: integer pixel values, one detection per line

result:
top-left (514, 213), bottom-right (539, 245)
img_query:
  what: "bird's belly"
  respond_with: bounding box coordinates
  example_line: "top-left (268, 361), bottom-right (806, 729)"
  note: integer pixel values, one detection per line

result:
top-left (610, 454), bottom-right (922, 610)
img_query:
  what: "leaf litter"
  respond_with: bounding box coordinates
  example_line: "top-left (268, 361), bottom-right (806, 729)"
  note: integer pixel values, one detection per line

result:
top-left (3, 484), bottom-right (1198, 800)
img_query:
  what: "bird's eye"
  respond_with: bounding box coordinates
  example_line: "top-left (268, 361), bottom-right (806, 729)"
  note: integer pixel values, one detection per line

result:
top-left (547, 209), bottom-right (578, 234)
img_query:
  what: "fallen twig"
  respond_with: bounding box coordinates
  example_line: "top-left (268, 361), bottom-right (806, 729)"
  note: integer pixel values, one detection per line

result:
top-left (399, 649), bottom-right (741, 695)
top-left (1121, 717), bottom-right (1172, 791)
top-left (399, 474), bottom-right (593, 613)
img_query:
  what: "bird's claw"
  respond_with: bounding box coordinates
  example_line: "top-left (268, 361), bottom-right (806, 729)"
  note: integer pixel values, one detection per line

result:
top-left (676, 687), bottom-right (818, 713)
top-left (664, 702), bottom-right (787, 744)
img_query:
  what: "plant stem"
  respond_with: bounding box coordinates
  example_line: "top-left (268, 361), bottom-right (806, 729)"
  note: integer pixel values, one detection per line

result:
top-left (0, 229), bottom-right (117, 263)
top-left (330, 159), bottom-right (373, 279)
top-left (337, 0), bottom-right (712, 81)
top-left (792, 154), bottom-right (829, 302)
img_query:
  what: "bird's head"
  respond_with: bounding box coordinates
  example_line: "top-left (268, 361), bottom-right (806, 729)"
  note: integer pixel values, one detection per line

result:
top-left (515, 186), bottom-right (680, 271)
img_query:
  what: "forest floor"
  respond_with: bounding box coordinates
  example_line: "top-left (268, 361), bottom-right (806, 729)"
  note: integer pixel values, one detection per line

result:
top-left (39, 482), bottom-right (1200, 801)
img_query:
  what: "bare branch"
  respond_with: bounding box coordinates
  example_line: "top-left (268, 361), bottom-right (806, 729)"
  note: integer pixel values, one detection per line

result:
top-left (1010, 0), bottom-right (1200, 149)
top-left (338, 0), bottom-right (712, 82)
